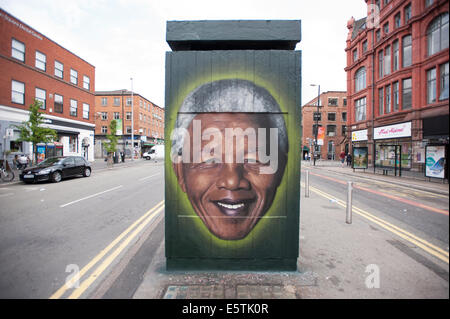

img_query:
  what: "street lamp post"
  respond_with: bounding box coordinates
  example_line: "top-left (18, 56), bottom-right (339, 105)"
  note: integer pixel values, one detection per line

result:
top-left (130, 78), bottom-right (134, 161)
top-left (310, 84), bottom-right (321, 166)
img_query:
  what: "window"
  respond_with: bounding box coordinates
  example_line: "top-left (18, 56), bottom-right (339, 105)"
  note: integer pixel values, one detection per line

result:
top-left (343, 98), bottom-right (347, 106)
top-left (83, 103), bottom-right (89, 119)
top-left (384, 45), bottom-right (391, 75)
top-left (35, 51), bottom-right (46, 71)
top-left (379, 87), bottom-right (384, 115)
top-left (342, 112), bottom-right (347, 122)
top-left (139, 100), bottom-right (143, 108)
top-left (312, 124), bottom-right (322, 136)
top-left (101, 126), bottom-right (107, 134)
top-left (83, 76), bottom-right (90, 90)
top-left (404, 4), bottom-right (411, 23)
top-left (126, 97), bottom-right (132, 106)
top-left (392, 41), bottom-right (399, 72)
top-left (101, 97), bottom-right (108, 106)
top-left (393, 82), bottom-right (399, 111)
top-left (402, 78), bottom-right (412, 109)
top-left (376, 29), bottom-right (381, 42)
top-left (353, 49), bottom-right (358, 62)
top-left (126, 126), bottom-right (132, 134)
top-left (327, 125), bottom-right (336, 137)
top-left (383, 0), bottom-right (390, 5)
top-left (328, 98), bottom-right (338, 106)
top-left (440, 62), bottom-right (449, 100)
top-left (35, 88), bottom-right (46, 109)
top-left (383, 22), bottom-right (389, 35)
top-left (395, 13), bottom-right (401, 28)
top-left (355, 97), bottom-right (366, 122)
top-left (385, 85), bottom-right (391, 113)
top-left (70, 99), bottom-right (77, 117)
top-left (427, 13), bottom-right (449, 56)
top-left (342, 125), bottom-right (347, 135)
top-left (126, 112), bottom-right (132, 120)
top-left (70, 69), bottom-right (78, 85)
top-left (69, 136), bottom-right (78, 153)
top-left (54, 94), bottom-right (63, 113)
top-left (11, 80), bottom-right (25, 104)
top-left (362, 40), bottom-right (368, 53)
top-left (11, 39), bottom-right (25, 62)
top-left (427, 68), bottom-right (436, 104)
top-left (379, 50), bottom-right (384, 78)
top-left (328, 113), bottom-right (336, 121)
top-left (355, 67), bottom-right (366, 92)
top-left (402, 35), bottom-right (412, 67)
top-left (114, 112), bottom-right (120, 120)
top-left (54, 61), bottom-right (63, 78)
top-left (113, 97), bottom-right (120, 106)
top-left (425, 0), bottom-right (434, 8)
top-left (101, 112), bottom-right (107, 120)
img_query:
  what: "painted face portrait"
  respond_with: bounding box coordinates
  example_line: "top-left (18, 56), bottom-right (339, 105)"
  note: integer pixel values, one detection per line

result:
top-left (171, 79), bottom-right (289, 241)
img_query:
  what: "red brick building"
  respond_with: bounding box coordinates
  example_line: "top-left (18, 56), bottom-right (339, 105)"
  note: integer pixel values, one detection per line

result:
top-left (345, 0), bottom-right (449, 178)
top-left (94, 90), bottom-right (164, 158)
top-left (302, 91), bottom-right (348, 161)
top-left (0, 9), bottom-right (95, 161)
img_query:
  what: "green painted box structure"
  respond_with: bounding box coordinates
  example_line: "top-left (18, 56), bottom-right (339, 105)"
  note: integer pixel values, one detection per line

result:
top-left (165, 20), bottom-right (302, 270)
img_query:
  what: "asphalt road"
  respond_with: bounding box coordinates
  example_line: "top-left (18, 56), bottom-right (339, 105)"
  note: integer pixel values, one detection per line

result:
top-left (0, 160), bottom-right (164, 299)
top-left (303, 166), bottom-right (449, 256)
top-left (0, 160), bottom-right (447, 299)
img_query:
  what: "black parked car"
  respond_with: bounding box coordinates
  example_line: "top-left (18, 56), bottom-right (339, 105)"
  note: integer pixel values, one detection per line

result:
top-left (20, 156), bottom-right (91, 184)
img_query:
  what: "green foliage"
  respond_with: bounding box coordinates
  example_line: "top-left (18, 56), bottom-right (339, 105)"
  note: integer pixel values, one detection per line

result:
top-left (103, 119), bottom-right (119, 154)
top-left (13, 100), bottom-right (58, 163)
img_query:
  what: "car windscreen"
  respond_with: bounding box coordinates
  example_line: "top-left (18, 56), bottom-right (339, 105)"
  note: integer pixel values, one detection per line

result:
top-left (37, 157), bottom-right (63, 166)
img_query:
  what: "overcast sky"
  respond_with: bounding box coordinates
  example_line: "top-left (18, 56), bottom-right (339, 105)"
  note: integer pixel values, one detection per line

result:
top-left (0, 0), bottom-right (367, 107)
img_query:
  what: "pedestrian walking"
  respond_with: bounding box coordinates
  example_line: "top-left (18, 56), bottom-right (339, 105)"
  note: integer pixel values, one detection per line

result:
top-left (346, 153), bottom-right (352, 167)
top-left (339, 151), bottom-right (346, 167)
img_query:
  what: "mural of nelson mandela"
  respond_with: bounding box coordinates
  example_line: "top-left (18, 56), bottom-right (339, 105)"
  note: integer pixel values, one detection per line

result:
top-left (171, 79), bottom-right (288, 240)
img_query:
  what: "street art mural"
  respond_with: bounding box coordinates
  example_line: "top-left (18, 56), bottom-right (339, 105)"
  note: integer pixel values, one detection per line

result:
top-left (164, 21), bottom-right (301, 270)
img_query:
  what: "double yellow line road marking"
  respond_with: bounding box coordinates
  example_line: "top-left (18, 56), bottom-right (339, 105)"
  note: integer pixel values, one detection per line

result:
top-left (50, 200), bottom-right (165, 299)
top-left (303, 183), bottom-right (449, 264)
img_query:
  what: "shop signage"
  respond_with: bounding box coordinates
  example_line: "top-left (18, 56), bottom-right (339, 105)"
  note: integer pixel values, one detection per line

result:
top-left (425, 145), bottom-right (446, 179)
top-left (374, 122), bottom-right (411, 140)
top-left (351, 129), bottom-right (368, 142)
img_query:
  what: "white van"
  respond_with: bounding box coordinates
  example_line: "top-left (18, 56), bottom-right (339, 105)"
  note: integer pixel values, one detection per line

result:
top-left (143, 145), bottom-right (164, 161)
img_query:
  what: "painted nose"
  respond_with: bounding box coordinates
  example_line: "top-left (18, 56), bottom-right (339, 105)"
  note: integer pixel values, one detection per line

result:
top-left (216, 164), bottom-right (250, 190)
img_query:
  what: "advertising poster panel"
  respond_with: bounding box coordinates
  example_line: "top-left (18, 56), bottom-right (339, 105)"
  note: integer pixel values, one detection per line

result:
top-left (425, 145), bottom-right (446, 179)
top-left (353, 147), bottom-right (368, 169)
top-left (317, 126), bottom-right (325, 146)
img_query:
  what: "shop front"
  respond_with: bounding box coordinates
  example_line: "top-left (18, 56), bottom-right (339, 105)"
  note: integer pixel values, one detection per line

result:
top-left (374, 122), bottom-right (412, 176)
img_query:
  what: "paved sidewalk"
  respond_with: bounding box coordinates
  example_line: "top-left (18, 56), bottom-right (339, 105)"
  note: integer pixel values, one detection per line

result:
top-left (303, 160), bottom-right (449, 195)
top-left (133, 175), bottom-right (449, 299)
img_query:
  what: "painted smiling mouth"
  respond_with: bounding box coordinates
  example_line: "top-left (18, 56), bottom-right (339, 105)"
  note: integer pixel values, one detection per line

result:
top-left (212, 199), bottom-right (255, 217)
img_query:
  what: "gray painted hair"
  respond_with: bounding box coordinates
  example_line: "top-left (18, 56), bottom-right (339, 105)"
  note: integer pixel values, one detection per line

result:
top-left (171, 79), bottom-right (288, 159)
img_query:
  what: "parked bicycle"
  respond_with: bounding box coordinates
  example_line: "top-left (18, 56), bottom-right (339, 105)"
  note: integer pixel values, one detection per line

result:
top-left (0, 160), bottom-right (15, 182)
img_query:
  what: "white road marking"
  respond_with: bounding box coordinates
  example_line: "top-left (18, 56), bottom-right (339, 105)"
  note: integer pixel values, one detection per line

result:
top-left (0, 193), bottom-right (14, 198)
top-left (60, 185), bottom-right (123, 208)
top-left (138, 173), bottom-right (160, 181)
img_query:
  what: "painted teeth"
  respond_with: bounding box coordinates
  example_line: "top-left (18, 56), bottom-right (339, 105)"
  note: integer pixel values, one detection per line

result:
top-left (217, 202), bottom-right (244, 209)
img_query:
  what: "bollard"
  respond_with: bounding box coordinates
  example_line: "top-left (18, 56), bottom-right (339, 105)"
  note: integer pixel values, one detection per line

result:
top-left (305, 170), bottom-right (310, 198)
top-left (346, 181), bottom-right (353, 224)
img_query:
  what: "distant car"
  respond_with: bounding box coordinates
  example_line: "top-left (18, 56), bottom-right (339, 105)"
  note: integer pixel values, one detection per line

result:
top-left (143, 150), bottom-right (154, 160)
top-left (20, 156), bottom-right (91, 184)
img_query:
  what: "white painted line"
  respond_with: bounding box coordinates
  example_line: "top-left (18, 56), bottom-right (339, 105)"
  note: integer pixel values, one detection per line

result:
top-left (0, 193), bottom-right (14, 198)
top-left (60, 185), bottom-right (123, 208)
top-left (138, 173), bottom-right (160, 181)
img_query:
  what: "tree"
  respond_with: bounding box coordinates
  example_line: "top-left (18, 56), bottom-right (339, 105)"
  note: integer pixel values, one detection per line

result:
top-left (103, 119), bottom-right (118, 167)
top-left (13, 99), bottom-right (57, 164)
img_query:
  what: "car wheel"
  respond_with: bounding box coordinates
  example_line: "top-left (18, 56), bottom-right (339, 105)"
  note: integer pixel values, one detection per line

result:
top-left (51, 171), bottom-right (62, 183)
top-left (146, 157), bottom-right (150, 160)
top-left (83, 167), bottom-right (91, 177)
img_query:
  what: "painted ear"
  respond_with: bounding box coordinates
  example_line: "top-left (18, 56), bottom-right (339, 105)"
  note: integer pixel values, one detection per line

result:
top-left (173, 161), bottom-right (187, 193)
